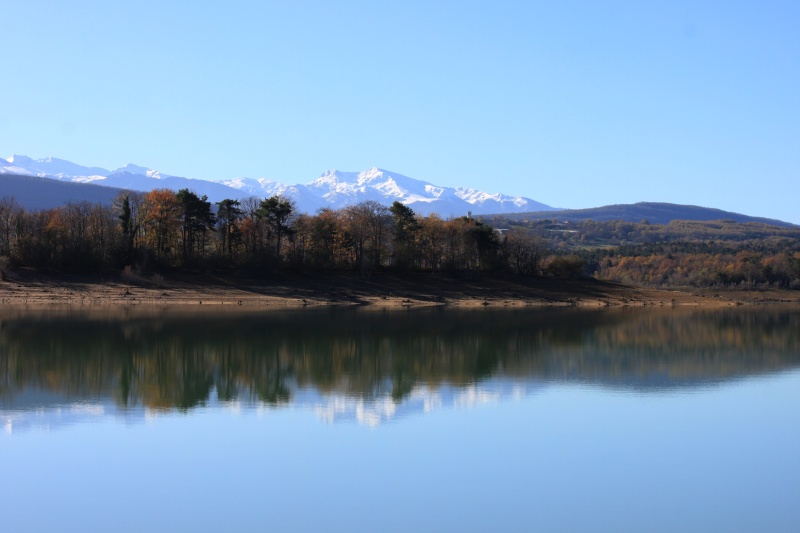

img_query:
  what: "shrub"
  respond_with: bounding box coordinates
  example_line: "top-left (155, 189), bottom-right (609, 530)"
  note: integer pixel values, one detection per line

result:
top-left (0, 255), bottom-right (10, 281)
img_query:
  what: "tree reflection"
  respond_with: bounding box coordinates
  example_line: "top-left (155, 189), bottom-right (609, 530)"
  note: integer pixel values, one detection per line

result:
top-left (1, 308), bottom-right (799, 412)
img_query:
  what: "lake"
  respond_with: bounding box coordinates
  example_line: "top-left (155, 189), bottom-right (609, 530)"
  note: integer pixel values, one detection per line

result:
top-left (1, 306), bottom-right (799, 532)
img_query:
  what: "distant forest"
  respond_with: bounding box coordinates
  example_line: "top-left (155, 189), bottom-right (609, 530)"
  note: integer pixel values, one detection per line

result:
top-left (1, 190), bottom-right (799, 289)
top-left (489, 215), bottom-right (800, 289)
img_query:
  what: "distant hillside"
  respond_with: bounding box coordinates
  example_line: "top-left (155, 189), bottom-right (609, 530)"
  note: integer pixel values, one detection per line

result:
top-left (0, 174), bottom-right (125, 210)
top-left (495, 202), bottom-right (795, 229)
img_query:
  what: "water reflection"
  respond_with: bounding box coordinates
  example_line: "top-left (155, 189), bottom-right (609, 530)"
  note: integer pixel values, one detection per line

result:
top-left (2, 307), bottom-right (799, 430)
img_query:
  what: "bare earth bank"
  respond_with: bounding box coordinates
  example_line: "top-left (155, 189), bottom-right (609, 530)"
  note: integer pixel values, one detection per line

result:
top-left (1, 270), bottom-right (798, 309)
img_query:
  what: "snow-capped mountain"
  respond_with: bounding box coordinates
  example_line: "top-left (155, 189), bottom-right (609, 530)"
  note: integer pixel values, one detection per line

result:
top-left (2, 155), bottom-right (556, 216)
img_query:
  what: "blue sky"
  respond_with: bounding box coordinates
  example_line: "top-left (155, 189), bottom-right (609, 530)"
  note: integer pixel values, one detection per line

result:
top-left (1, 0), bottom-right (798, 223)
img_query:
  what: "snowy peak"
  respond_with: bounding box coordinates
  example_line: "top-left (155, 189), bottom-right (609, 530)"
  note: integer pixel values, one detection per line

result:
top-left (355, 167), bottom-right (387, 185)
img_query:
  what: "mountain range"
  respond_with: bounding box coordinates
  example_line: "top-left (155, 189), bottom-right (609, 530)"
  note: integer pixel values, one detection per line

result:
top-left (1, 154), bottom-right (554, 216)
top-left (3, 154), bottom-right (795, 227)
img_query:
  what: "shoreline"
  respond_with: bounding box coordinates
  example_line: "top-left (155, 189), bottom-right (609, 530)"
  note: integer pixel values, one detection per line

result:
top-left (1, 271), bottom-right (798, 309)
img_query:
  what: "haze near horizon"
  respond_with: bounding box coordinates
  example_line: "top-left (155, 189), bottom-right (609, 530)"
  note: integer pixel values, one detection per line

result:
top-left (1, 1), bottom-right (797, 223)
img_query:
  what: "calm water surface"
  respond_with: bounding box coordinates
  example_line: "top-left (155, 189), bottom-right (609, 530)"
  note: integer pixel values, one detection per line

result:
top-left (1, 307), bottom-right (799, 532)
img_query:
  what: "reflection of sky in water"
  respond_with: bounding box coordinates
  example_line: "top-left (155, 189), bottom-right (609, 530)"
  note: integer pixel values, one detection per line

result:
top-left (2, 308), bottom-right (800, 531)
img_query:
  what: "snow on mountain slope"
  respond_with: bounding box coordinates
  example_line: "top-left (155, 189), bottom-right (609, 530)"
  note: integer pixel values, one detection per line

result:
top-left (455, 187), bottom-right (552, 213)
top-left (2, 155), bottom-right (556, 216)
top-left (218, 177), bottom-right (288, 198)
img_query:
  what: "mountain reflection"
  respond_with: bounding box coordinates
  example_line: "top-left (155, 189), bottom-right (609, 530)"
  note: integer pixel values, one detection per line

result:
top-left (2, 307), bottom-right (799, 429)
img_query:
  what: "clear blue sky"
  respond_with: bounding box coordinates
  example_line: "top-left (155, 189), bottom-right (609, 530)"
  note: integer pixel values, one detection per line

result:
top-left (1, 0), bottom-right (798, 223)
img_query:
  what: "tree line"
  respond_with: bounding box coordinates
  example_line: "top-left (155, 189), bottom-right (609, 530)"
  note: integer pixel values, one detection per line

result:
top-left (3, 190), bottom-right (798, 289)
top-left (0, 190), bottom-right (548, 277)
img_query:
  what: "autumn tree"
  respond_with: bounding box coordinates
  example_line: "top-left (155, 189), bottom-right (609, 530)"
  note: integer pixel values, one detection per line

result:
top-left (141, 189), bottom-right (181, 261)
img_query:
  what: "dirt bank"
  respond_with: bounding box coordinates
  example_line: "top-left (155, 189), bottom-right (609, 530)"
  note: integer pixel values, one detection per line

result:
top-left (1, 270), bottom-right (798, 309)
